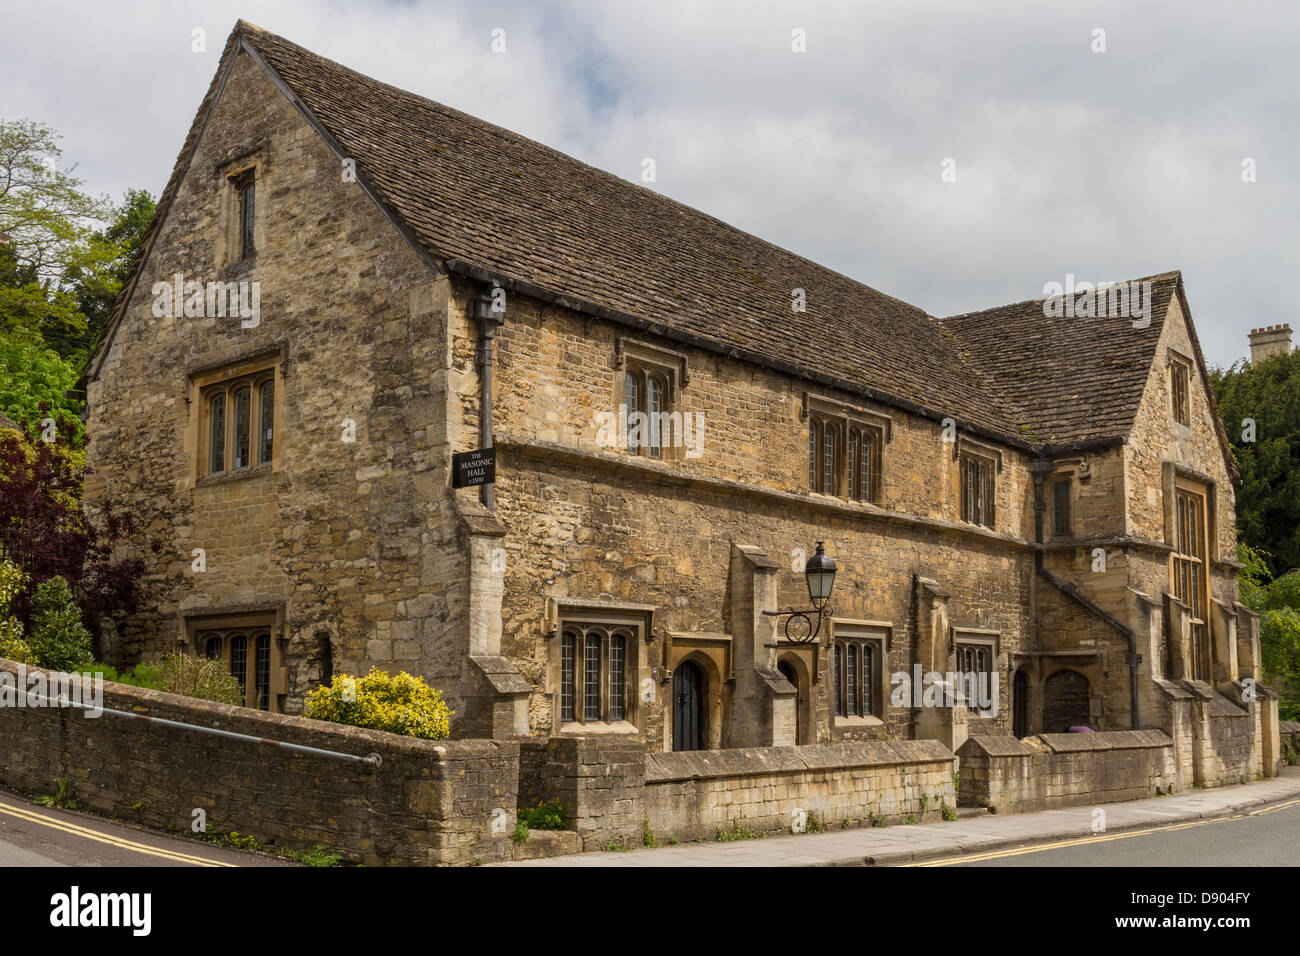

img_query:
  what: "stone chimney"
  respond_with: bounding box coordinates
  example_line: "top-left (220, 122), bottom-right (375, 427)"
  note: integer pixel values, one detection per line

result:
top-left (1249, 324), bottom-right (1292, 364)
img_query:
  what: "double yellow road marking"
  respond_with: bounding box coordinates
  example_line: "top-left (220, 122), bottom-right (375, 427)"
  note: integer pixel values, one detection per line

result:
top-left (905, 798), bottom-right (1299, 866)
top-left (0, 800), bottom-right (236, 867)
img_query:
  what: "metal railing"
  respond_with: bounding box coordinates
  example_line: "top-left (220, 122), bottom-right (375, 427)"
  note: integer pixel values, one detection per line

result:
top-left (27, 693), bottom-right (382, 768)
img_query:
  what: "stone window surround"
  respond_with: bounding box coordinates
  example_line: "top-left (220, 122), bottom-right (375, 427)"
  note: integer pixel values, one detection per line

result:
top-left (802, 393), bottom-right (892, 503)
top-left (544, 598), bottom-right (654, 737)
top-left (1166, 347), bottom-right (1194, 428)
top-left (181, 605), bottom-right (287, 713)
top-left (952, 627), bottom-right (1001, 717)
top-left (1051, 473), bottom-right (1073, 537)
top-left (830, 618), bottom-right (891, 728)
top-left (189, 349), bottom-right (284, 485)
top-left (613, 336), bottom-right (690, 461)
top-left (215, 147), bottom-right (269, 270)
top-left (1169, 475), bottom-right (1212, 682)
top-left (957, 442), bottom-right (999, 529)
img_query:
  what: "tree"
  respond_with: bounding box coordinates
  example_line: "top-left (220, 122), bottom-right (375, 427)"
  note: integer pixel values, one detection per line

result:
top-left (1238, 543), bottom-right (1300, 721)
top-left (0, 119), bottom-right (156, 366)
top-left (0, 330), bottom-right (82, 442)
top-left (68, 187), bottom-right (156, 350)
top-left (1210, 352), bottom-right (1300, 577)
top-left (0, 118), bottom-right (112, 360)
top-left (0, 414), bottom-right (144, 634)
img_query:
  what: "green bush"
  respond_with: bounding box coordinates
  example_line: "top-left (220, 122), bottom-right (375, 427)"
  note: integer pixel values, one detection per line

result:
top-left (517, 800), bottom-right (567, 831)
top-left (157, 652), bottom-right (242, 705)
top-left (0, 561), bottom-right (30, 662)
top-left (303, 667), bottom-right (452, 740)
top-left (92, 660), bottom-right (165, 690)
top-left (27, 576), bottom-right (93, 672)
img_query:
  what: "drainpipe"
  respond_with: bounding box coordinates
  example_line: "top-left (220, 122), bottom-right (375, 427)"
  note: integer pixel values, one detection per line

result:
top-left (471, 288), bottom-right (506, 510)
top-left (1031, 457), bottom-right (1140, 730)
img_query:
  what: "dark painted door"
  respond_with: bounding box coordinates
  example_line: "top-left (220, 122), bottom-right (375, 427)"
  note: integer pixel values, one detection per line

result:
top-left (673, 661), bottom-right (705, 751)
top-left (1013, 669), bottom-right (1029, 738)
top-left (778, 660), bottom-right (804, 745)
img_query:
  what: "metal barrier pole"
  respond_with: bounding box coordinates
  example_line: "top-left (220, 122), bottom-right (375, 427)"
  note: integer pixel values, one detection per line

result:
top-left (30, 694), bottom-right (382, 768)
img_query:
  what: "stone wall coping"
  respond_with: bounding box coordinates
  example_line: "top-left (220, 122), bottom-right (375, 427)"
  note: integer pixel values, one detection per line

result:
top-left (645, 740), bottom-right (954, 783)
top-left (0, 658), bottom-right (509, 762)
top-left (1153, 677), bottom-right (1195, 700)
top-left (1037, 730), bottom-right (1173, 753)
top-left (959, 730), bottom-right (1172, 758)
top-left (1280, 720), bottom-right (1300, 733)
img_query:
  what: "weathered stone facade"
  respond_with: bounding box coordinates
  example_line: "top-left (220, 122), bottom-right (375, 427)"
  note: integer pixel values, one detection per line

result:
top-left (81, 22), bottom-right (1278, 798)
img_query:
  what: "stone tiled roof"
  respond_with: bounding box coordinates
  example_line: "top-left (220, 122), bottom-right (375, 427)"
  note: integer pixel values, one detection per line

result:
top-left (88, 22), bottom-right (1226, 463)
top-left (231, 22), bottom-right (1030, 444)
top-left (0, 411), bottom-right (20, 431)
top-left (941, 273), bottom-right (1180, 446)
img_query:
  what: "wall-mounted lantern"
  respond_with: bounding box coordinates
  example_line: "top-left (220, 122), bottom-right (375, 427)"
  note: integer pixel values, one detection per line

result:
top-left (764, 541), bottom-right (837, 643)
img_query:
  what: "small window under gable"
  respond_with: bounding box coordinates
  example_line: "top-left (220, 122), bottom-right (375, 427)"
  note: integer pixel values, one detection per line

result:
top-left (1169, 350), bottom-right (1192, 427)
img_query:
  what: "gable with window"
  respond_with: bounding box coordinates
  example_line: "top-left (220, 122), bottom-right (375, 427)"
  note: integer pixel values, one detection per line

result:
top-left (191, 354), bottom-right (281, 481)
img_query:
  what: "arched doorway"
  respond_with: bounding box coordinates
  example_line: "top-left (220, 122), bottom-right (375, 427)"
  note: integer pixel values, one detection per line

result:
top-left (1042, 669), bottom-right (1090, 733)
top-left (672, 660), bottom-right (706, 751)
top-left (777, 658), bottom-right (809, 745)
top-left (1013, 668), bottom-right (1030, 738)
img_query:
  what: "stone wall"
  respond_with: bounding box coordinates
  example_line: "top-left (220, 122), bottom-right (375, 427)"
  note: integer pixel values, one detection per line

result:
top-left (642, 741), bottom-right (956, 843)
top-left (81, 49), bottom-right (472, 719)
top-left (517, 736), bottom-right (645, 850)
top-left (0, 660), bottom-right (516, 866)
top-left (957, 731), bottom-right (1177, 813)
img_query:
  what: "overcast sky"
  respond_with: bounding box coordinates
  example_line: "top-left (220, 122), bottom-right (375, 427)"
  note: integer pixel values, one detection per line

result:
top-left (4, 0), bottom-right (1295, 368)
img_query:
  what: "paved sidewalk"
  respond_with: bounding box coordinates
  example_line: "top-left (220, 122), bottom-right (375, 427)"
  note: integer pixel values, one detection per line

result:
top-left (496, 767), bottom-right (1300, 867)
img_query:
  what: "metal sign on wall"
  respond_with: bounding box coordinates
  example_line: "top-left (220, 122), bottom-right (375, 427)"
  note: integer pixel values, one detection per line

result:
top-left (452, 448), bottom-right (496, 488)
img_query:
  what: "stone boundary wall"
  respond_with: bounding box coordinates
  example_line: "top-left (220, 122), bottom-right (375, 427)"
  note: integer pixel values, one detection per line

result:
top-left (957, 731), bottom-right (1176, 813)
top-left (0, 660), bottom-right (517, 866)
top-left (642, 741), bottom-right (956, 843)
top-left (1282, 720), bottom-right (1300, 765)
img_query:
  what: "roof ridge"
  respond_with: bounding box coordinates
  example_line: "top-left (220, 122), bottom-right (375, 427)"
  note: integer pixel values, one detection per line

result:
top-left (941, 270), bottom-right (1183, 322)
top-left (235, 23), bottom-right (938, 321)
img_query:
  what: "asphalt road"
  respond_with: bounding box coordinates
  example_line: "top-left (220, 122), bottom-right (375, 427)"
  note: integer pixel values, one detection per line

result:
top-left (0, 789), bottom-right (292, 867)
top-left (920, 798), bottom-right (1300, 866)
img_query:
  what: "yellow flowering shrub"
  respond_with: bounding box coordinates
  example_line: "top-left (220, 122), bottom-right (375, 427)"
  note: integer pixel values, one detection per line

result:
top-left (304, 667), bottom-right (452, 740)
top-left (0, 560), bottom-right (30, 662)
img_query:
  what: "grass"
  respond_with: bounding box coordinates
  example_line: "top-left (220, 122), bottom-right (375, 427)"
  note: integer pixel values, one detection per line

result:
top-left (716, 822), bottom-right (758, 842)
top-left (516, 800), bottom-right (567, 831)
top-left (34, 777), bottom-right (76, 810)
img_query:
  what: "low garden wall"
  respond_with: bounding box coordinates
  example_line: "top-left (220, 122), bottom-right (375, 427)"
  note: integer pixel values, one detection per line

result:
top-left (957, 730), bottom-right (1176, 813)
top-left (642, 740), bottom-right (955, 843)
top-left (0, 659), bottom-right (518, 866)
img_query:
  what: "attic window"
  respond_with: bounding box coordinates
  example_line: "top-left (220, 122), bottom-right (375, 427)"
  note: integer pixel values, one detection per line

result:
top-left (1170, 357), bottom-right (1190, 426)
top-left (236, 172), bottom-right (256, 260)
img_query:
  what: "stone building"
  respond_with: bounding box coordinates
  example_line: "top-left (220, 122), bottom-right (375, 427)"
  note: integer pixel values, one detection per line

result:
top-left (81, 22), bottom-right (1278, 783)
